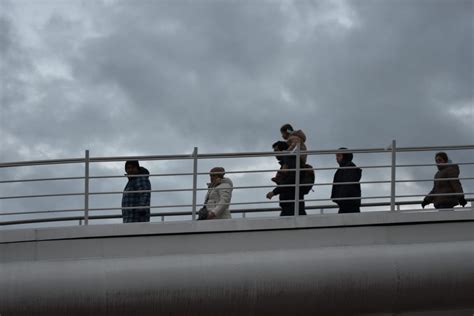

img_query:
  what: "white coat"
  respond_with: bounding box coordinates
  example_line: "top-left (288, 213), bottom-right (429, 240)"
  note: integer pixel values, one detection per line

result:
top-left (205, 177), bottom-right (233, 219)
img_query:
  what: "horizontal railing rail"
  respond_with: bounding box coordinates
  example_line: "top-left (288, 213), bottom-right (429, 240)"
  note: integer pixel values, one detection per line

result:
top-left (1, 199), bottom-right (473, 226)
top-left (2, 162), bottom-right (474, 185)
top-left (2, 145), bottom-right (474, 168)
top-left (1, 141), bottom-right (473, 228)
top-left (2, 176), bottom-right (474, 200)
top-left (3, 192), bottom-right (471, 216)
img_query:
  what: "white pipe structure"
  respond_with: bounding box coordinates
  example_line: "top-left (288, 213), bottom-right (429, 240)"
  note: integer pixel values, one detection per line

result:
top-left (1, 144), bottom-right (473, 168)
top-left (191, 147), bottom-right (198, 221)
top-left (2, 163), bottom-right (472, 184)
top-left (294, 143), bottom-right (301, 217)
top-left (390, 140), bottom-right (397, 211)
top-left (84, 150), bottom-right (90, 225)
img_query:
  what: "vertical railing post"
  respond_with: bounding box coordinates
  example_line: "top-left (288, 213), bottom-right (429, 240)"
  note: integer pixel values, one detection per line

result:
top-left (192, 147), bottom-right (198, 221)
top-left (390, 140), bottom-right (396, 211)
top-left (84, 149), bottom-right (90, 225)
top-left (294, 144), bottom-right (301, 217)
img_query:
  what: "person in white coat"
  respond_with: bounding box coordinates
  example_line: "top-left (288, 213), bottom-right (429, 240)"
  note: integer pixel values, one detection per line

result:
top-left (204, 167), bottom-right (233, 219)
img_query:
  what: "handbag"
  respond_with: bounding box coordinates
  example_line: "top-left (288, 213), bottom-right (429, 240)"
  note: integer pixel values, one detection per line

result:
top-left (198, 188), bottom-right (211, 220)
top-left (198, 206), bottom-right (208, 220)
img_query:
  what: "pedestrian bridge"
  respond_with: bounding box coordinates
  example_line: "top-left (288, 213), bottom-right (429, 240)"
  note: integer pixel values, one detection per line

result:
top-left (1, 210), bottom-right (474, 315)
top-left (1, 142), bottom-right (473, 315)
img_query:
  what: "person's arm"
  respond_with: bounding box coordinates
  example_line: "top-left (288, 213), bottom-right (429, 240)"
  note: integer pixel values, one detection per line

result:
top-left (135, 177), bottom-right (151, 211)
top-left (422, 182), bottom-right (435, 207)
top-left (355, 168), bottom-right (362, 182)
top-left (330, 172), bottom-right (339, 201)
top-left (273, 159), bottom-right (296, 196)
top-left (449, 178), bottom-right (464, 195)
top-left (209, 183), bottom-right (232, 217)
top-left (272, 186), bottom-right (282, 196)
top-left (286, 135), bottom-right (300, 152)
top-left (270, 159), bottom-right (290, 196)
top-left (121, 183), bottom-right (130, 208)
top-left (447, 171), bottom-right (465, 205)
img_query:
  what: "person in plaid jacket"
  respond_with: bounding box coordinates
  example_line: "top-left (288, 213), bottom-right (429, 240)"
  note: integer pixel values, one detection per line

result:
top-left (122, 160), bottom-right (151, 223)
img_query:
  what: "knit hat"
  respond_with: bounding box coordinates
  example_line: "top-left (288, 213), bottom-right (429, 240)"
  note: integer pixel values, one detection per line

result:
top-left (210, 167), bottom-right (225, 178)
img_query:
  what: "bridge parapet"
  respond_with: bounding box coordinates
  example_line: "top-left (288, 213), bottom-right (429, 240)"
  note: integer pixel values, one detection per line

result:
top-left (1, 210), bottom-right (473, 315)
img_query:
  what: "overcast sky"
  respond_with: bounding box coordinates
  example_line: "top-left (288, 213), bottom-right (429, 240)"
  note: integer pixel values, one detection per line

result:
top-left (1, 0), bottom-right (473, 227)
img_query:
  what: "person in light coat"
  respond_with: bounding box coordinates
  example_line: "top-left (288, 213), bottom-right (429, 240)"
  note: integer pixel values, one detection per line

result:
top-left (204, 167), bottom-right (233, 219)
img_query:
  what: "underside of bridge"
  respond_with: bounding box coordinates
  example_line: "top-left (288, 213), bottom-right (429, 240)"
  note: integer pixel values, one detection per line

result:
top-left (1, 210), bottom-right (474, 316)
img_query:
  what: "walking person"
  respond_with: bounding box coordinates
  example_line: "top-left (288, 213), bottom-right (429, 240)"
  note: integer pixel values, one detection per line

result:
top-left (199, 167), bottom-right (233, 220)
top-left (266, 141), bottom-right (306, 216)
top-left (422, 152), bottom-right (467, 210)
top-left (122, 160), bottom-right (151, 223)
top-left (331, 148), bottom-right (362, 213)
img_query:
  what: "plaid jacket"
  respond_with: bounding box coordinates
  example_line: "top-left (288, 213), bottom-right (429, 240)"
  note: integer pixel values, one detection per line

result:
top-left (122, 167), bottom-right (151, 222)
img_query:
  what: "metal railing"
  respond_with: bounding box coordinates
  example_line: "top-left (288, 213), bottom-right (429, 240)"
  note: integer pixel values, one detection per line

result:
top-left (1, 141), bottom-right (473, 227)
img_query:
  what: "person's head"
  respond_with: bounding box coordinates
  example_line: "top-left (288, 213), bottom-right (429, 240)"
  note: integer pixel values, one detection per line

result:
top-left (209, 167), bottom-right (225, 184)
top-left (273, 141), bottom-right (288, 161)
top-left (125, 160), bottom-right (140, 176)
top-left (336, 147), bottom-right (353, 164)
top-left (272, 141), bottom-right (289, 152)
top-left (280, 124), bottom-right (294, 140)
top-left (435, 152), bottom-right (449, 164)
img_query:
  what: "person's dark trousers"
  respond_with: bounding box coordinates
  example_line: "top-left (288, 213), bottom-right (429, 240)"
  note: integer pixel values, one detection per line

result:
top-left (279, 189), bottom-right (306, 216)
top-left (435, 202), bottom-right (457, 210)
top-left (337, 202), bottom-right (360, 214)
top-left (122, 210), bottom-right (151, 223)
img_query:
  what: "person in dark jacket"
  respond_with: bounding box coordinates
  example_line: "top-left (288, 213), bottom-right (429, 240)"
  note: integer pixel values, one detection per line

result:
top-left (422, 152), bottom-right (467, 209)
top-left (266, 141), bottom-right (306, 216)
top-left (122, 160), bottom-right (151, 223)
top-left (331, 148), bottom-right (362, 213)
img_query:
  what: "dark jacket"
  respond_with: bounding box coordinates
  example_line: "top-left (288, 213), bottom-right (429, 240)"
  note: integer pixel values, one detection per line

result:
top-left (424, 163), bottom-right (464, 208)
top-left (331, 153), bottom-right (362, 206)
top-left (272, 154), bottom-right (306, 216)
top-left (122, 167), bottom-right (151, 222)
top-left (273, 155), bottom-right (296, 196)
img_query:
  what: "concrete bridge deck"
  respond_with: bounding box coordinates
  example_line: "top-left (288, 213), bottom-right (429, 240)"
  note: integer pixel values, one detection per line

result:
top-left (1, 209), bottom-right (474, 315)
